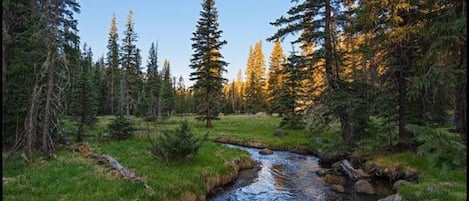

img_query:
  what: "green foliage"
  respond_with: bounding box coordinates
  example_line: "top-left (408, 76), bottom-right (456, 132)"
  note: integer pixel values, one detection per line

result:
top-left (278, 53), bottom-right (307, 129)
top-left (311, 126), bottom-right (349, 155)
top-left (355, 116), bottom-right (399, 152)
top-left (407, 124), bottom-right (466, 170)
top-left (189, 0), bottom-right (227, 127)
top-left (149, 120), bottom-right (203, 162)
top-left (108, 114), bottom-right (134, 140)
top-left (135, 89), bottom-right (148, 117)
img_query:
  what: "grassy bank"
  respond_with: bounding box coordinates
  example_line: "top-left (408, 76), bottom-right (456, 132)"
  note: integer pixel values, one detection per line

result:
top-left (3, 133), bottom-right (252, 201)
top-left (367, 152), bottom-right (466, 201)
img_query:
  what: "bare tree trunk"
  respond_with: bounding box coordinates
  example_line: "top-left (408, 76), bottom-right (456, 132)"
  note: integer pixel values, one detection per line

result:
top-left (42, 0), bottom-right (60, 157)
top-left (23, 82), bottom-right (40, 161)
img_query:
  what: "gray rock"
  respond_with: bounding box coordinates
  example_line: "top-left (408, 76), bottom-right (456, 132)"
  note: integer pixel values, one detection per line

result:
top-left (392, 180), bottom-right (410, 191)
top-left (259, 148), bottom-right (273, 155)
top-left (330, 184), bottom-right (345, 193)
top-left (355, 179), bottom-right (376, 194)
top-left (377, 194), bottom-right (403, 201)
top-left (316, 168), bottom-right (329, 176)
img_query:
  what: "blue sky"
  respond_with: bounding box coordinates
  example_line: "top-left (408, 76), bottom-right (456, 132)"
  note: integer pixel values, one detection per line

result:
top-left (77, 0), bottom-right (294, 85)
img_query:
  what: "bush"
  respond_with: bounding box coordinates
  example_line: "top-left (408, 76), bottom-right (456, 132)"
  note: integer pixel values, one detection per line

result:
top-left (407, 124), bottom-right (466, 170)
top-left (149, 120), bottom-right (203, 162)
top-left (108, 114), bottom-right (134, 140)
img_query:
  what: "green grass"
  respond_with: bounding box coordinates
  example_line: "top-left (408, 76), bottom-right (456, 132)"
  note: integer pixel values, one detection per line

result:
top-left (3, 119), bottom-right (252, 201)
top-left (4, 114), bottom-right (466, 201)
top-left (368, 152), bottom-right (466, 201)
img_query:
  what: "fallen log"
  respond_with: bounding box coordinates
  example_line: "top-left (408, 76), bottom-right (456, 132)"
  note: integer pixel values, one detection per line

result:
top-left (339, 159), bottom-right (359, 181)
top-left (95, 154), bottom-right (155, 195)
top-left (70, 142), bottom-right (155, 195)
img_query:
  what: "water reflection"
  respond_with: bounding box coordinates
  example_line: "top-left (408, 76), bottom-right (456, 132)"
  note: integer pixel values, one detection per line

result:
top-left (209, 144), bottom-right (332, 201)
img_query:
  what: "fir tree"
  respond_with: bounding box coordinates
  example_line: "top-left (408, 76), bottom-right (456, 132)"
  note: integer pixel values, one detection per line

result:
top-left (106, 13), bottom-right (120, 115)
top-left (266, 39), bottom-right (286, 116)
top-left (71, 44), bottom-right (98, 142)
top-left (121, 10), bottom-right (142, 115)
top-left (189, 0), bottom-right (228, 128)
top-left (160, 60), bottom-right (175, 117)
top-left (145, 42), bottom-right (161, 119)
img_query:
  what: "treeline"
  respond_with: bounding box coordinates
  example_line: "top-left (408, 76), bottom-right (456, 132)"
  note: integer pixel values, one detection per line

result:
top-left (2, 0), bottom-right (466, 159)
top-left (2, 1), bottom-right (195, 159)
top-left (219, 0), bottom-right (466, 150)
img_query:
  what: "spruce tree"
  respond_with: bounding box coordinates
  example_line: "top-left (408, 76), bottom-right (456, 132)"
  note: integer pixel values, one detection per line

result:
top-left (269, 0), bottom-right (354, 146)
top-left (106, 13), bottom-right (120, 115)
top-left (121, 10), bottom-right (142, 115)
top-left (160, 60), bottom-right (176, 117)
top-left (244, 42), bottom-right (267, 113)
top-left (145, 42), bottom-right (161, 119)
top-left (189, 0), bottom-right (228, 128)
top-left (71, 44), bottom-right (98, 142)
top-left (266, 39), bottom-right (286, 116)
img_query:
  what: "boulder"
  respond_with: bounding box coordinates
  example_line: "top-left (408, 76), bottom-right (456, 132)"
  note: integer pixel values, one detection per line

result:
top-left (323, 174), bottom-right (346, 186)
top-left (377, 194), bottom-right (403, 201)
top-left (356, 169), bottom-right (371, 179)
top-left (315, 168), bottom-right (329, 176)
top-left (259, 148), bottom-right (273, 155)
top-left (330, 184), bottom-right (345, 193)
top-left (355, 179), bottom-right (376, 194)
top-left (392, 180), bottom-right (410, 191)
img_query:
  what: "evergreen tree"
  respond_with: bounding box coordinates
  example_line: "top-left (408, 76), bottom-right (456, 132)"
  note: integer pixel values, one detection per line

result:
top-left (175, 76), bottom-right (187, 114)
top-left (120, 10), bottom-right (142, 115)
top-left (270, 0), bottom-right (354, 147)
top-left (160, 60), bottom-right (176, 117)
top-left (145, 42), bottom-right (161, 119)
top-left (93, 56), bottom-right (108, 115)
top-left (279, 50), bottom-right (307, 129)
top-left (244, 42), bottom-right (267, 113)
top-left (71, 44), bottom-right (98, 142)
top-left (106, 13), bottom-right (120, 115)
top-left (189, 0), bottom-right (228, 128)
top-left (266, 39), bottom-right (286, 115)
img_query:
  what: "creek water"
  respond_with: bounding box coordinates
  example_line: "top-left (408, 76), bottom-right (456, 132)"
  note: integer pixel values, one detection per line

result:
top-left (208, 144), bottom-right (387, 201)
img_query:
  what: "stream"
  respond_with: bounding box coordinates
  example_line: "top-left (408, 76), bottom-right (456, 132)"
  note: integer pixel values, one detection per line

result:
top-left (208, 144), bottom-right (387, 201)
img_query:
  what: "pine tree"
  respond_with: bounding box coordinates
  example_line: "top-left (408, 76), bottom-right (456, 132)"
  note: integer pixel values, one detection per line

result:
top-left (278, 49), bottom-right (308, 129)
top-left (244, 41), bottom-right (267, 113)
top-left (145, 42), bottom-right (161, 119)
top-left (93, 56), bottom-right (108, 115)
top-left (189, 0), bottom-right (228, 128)
top-left (121, 10), bottom-right (142, 116)
top-left (266, 39), bottom-right (286, 115)
top-left (106, 13), bottom-right (120, 115)
top-left (160, 60), bottom-right (175, 117)
top-left (71, 44), bottom-right (98, 142)
top-left (270, 0), bottom-right (354, 147)
top-left (175, 76), bottom-right (187, 114)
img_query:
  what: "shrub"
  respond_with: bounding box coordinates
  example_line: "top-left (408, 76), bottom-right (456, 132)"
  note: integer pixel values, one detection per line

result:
top-left (407, 124), bottom-right (466, 170)
top-left (108, 114), bottom-right (134, 140)
top-left (149, 120), bottom-right (203, 162)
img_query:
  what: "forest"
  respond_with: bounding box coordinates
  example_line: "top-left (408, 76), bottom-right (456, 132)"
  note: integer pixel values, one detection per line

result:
top-left (2, 0), bottom-right (466, 201)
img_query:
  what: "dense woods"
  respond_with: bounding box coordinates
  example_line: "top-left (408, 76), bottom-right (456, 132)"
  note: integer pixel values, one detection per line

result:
top-left (2, 0), bottom-right (466, 182)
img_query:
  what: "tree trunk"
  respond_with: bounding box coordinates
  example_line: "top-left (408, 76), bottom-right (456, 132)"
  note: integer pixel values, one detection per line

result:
top-left (42, 0), bottom-right (60, 157)
top-left (76, 117), bottom-right (84, 142)
top-left (338, 108), bottom-right (353, 147)
top-left (23, 82), bottom-right (40, 161)
top-left (455, 44), bottom-right (467, 144)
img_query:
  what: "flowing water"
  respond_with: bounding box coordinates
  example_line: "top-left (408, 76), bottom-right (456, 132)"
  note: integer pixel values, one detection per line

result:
top-left (208, 144), bottom-right (387, 201)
